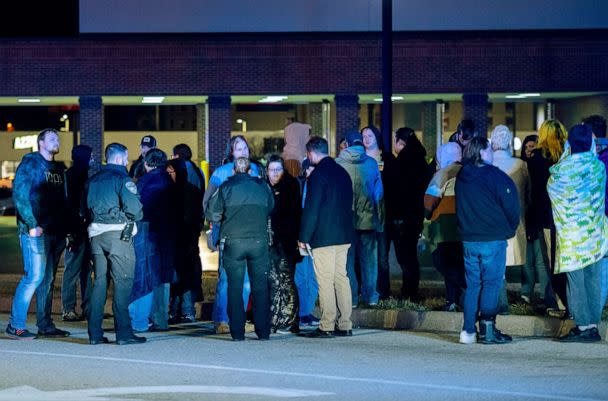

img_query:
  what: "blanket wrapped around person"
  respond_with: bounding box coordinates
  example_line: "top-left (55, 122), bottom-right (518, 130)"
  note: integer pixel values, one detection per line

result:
top-left (547, 142), bottom-right (608, 274)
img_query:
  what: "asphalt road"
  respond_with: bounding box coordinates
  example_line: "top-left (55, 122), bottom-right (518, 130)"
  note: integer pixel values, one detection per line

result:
top-left (0, 314), bottom-right (606, 401)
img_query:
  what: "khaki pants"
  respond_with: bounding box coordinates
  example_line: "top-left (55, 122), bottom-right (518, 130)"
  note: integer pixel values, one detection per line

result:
top-left (311, 244), bottom-right (352, 331)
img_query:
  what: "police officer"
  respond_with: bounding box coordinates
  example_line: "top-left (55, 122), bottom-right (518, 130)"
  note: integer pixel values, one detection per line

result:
top-left (206, 157), bottom-right (274, 341)
top-left (84, 143), bottom-right (144, 345)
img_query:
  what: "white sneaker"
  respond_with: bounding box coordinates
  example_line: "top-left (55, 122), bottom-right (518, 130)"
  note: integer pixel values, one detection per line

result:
top-left (459, 330), bottom-right (477, 344)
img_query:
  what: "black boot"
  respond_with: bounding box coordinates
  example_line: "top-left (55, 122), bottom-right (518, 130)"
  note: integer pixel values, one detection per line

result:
top-left (479, 319), bottom-right (512, 344)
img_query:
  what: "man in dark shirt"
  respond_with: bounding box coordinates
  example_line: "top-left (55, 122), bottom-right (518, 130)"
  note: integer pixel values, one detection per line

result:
top-left (298, 137), bottom-right (355, 338)
top-left (6, 128), bottom-right (70, 340)
top-left (61, 145), bottom-right (93, 322)
top-left (206, 157), bottom-right (274, 341)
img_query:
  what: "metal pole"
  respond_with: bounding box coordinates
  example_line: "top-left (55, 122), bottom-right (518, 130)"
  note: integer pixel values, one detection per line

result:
top-left (381, 0), bottom-right (392, 151)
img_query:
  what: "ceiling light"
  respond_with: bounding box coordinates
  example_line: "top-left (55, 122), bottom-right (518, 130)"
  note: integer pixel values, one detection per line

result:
top-left (141, 96), bottom-right (165, 104)
top-left (373, 96), bottom-right (404, 102)
top-left (505, 93), bottom-right (541, 99)
top-left (18, 98), bottom-right (41, 103)
top-left (258, 96), bottom-right (288, 103)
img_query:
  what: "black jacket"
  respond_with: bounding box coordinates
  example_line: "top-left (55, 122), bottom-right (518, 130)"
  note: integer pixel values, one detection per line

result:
top-left (13, 152), bottom-right (67, 235)
top-left (526, 150), bottom-right (555, 235)
top-left (84, 164), bottom-right (143, 225)
top-left (299, 156), bottom-right (354, 248)
top-left (206, 173), bottom-right (274, 240)
top-left (128, 155), bottom-right (146, 179)
top-left (455, 163), bottom-right (520, 242)
top-left (383, 146), bottom-right (432, 232)
top-left (269, 173), bottom-right (302, 264)
top-left (65, 163), bottom-right (89, 238)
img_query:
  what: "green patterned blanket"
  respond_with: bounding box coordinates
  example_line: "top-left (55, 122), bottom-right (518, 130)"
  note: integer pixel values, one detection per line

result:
top-left (548, 145), bottom-right (608, 273)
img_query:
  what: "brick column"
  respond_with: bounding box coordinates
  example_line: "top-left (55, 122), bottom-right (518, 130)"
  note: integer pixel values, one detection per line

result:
top-left (335, 94), bottom-right (360, 153)
top-left (462, 93), bottom-right (489, 137)
top-left (309, 103), bottom-right (323, 137)
top-left (79, 96), bottom-right (103, 166)
top-left (207, 95), bottom-right (232, 170)
top-left (196, 103), bottom-right (207, 163)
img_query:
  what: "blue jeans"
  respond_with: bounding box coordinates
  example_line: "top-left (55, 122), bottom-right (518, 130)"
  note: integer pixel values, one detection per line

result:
top-left (151, 283), bottom-right (170, 329)
top-left (170, 289), bottom-right (195, 318)
top-left (599, 256), bottom-right (608, 315)
top-left (61, 238), bottom-right (92, 314)
top-left (521, 236), bottom-right (555, 307)
top-left (346, 230), bottom-right (379, 305)
top-left (9, 233), bottom-right (65, 331)
top-left (376, 230), bottom-right (391, 300)
top-left (130, 283), bottom-right (170, 331)
top-left (212, 254), bottom-right (251, 324)
top-left (129, 292), bottom-right (153, 332)
top-left (462, 240), bottom-right (507, 334)
top-left (294, 255), bottom-right (318, 317)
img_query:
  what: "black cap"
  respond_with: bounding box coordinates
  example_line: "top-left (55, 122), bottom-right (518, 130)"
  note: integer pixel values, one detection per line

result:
top-left (141, 135), bottom-right (157, 148)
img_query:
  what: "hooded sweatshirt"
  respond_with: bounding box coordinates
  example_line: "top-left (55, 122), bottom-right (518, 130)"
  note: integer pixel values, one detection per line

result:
top-left (455, 163), bottom-right (520, 242)
top-left (336, 145), bottom-right (383, 231)
top-left (13, 152), bottom-right (67, 235)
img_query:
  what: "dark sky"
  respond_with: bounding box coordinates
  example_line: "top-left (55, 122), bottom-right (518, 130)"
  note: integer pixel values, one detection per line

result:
top-left (0, 1), bottom-right (78, 37)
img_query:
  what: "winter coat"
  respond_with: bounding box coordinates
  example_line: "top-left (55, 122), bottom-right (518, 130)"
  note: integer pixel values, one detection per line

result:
top-left (526, 150), bottom-right (555, 237)
top-left (206, 173), bottom-right (274, 241)
top-left (383, 146), bottom-right (432, 233)
top-left (455, 163), bottom-right (520, 242)
top-left (13, 152), bottom-right (67, 235)
top-left (336, 145), bottom-right (383, 231)
top-left (493, 150), bottom-right (530, 266)
top-left (423, 163), bottom-right (462, 253)
top-left (131, 168), bottom-right (177, 301)
top-left (282, 122), bottom-right (311, 162)
top-left (299, 156), bottom-right (354, 248)
top-left (269, 173), bottom-right (302, 265)
top-left (65, 164), bottom-right (89, 239)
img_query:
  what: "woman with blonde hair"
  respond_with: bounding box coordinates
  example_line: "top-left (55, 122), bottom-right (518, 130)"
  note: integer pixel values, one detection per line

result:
top-left (527, 119), bottom-right (568, 314)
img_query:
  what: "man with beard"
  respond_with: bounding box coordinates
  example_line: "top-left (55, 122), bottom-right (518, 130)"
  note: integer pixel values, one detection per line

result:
top-left (6, 129), bottom-right (70, 340)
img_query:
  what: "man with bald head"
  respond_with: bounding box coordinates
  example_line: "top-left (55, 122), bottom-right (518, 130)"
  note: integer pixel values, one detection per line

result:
top-left (206, 157), bottom-right (275, 341)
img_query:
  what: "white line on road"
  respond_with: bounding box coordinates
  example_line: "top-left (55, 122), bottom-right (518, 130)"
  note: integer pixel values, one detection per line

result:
top-left (0, 349), bottom-right (603, 401)
top-left (0, 385), bottom-right (332, 400)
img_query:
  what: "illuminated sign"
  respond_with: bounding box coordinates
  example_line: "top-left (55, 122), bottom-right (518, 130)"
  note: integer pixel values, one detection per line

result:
top-left (14, 135), bottom-right (38, 150)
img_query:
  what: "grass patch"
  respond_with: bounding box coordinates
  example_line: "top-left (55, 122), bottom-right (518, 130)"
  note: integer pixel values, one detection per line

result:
top-left (0, 216), bottom-right (22, 273)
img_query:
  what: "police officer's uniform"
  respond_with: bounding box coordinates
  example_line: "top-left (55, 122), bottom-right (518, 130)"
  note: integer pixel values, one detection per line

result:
top-left (206, 172), bottom-right (274, 340)
top-left (84, 163), bottom-right (143, 344)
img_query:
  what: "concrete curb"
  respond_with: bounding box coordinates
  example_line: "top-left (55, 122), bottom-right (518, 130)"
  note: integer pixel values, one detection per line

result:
top-left (351, 309), bottom-right (608, 341)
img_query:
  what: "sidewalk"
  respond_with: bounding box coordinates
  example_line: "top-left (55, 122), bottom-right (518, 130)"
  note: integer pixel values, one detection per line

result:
top-left (2, 270), bottom-right (605, 342)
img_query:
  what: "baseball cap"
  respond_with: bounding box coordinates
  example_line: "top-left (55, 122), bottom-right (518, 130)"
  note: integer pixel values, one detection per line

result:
top-left (345, 130), bottom-right (363, 146)
top-left (141, 135), bottom-right (157, 148)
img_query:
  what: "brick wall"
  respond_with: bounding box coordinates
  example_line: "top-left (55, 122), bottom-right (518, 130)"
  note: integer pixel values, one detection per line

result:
top-left (206, 96), bottom-right (231, 170)
top-left (0, 31), bottom-right (606, 96)
top-left (462, 93), bottom-right (489, 137)
top-left (79, 96), bottom-right (103, 165)
top-left (335, 94), bottom-right (360, 153)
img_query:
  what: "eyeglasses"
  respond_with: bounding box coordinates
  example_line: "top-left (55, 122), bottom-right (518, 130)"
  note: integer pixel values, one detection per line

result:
top-left (268, 168), bottom-right (284, 173)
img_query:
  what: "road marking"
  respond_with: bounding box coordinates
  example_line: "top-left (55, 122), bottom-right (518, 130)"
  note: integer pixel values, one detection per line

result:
top-left (0, 349), bottom-right (603, 401)
top-left (0, 385), bottom-right (332, 400)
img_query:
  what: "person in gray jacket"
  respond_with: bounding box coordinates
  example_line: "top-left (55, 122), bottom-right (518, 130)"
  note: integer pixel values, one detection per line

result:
top-left (337, 130), bottom-right (383, 306)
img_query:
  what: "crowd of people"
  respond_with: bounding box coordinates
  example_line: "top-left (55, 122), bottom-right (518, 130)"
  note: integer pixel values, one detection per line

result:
top-left (4, 113), bottom-right (608, 345)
